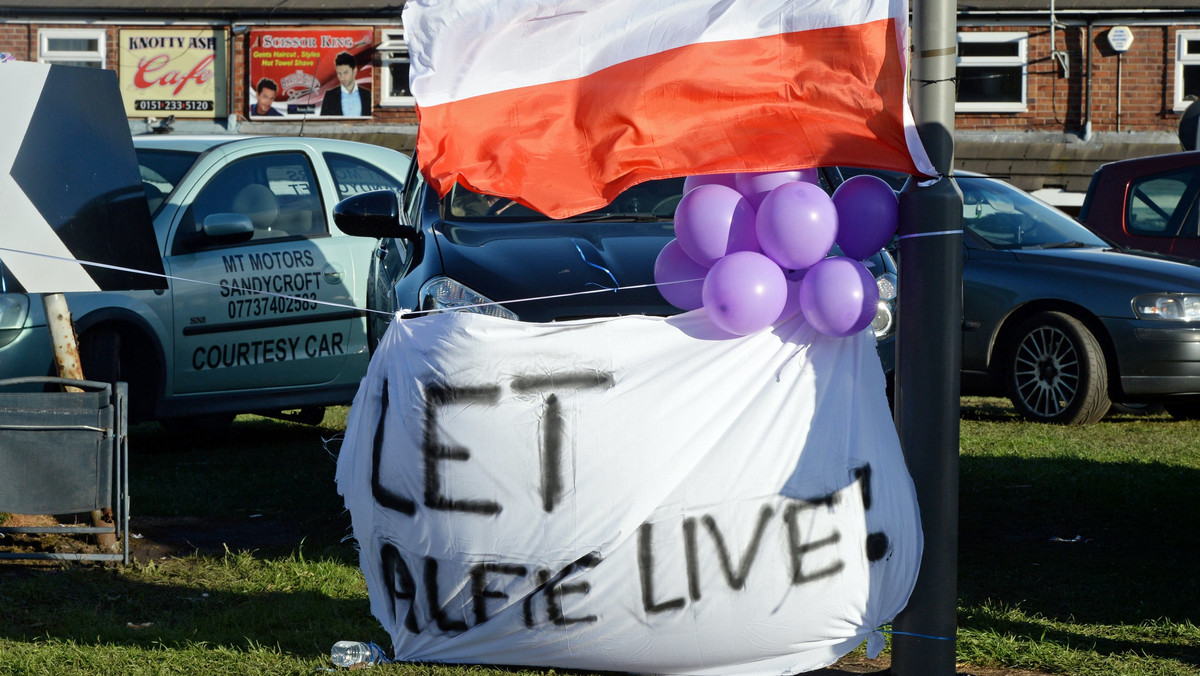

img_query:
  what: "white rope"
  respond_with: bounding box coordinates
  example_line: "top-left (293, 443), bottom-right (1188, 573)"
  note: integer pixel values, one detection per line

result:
top-left (0, 245), bottom-right (700, 319)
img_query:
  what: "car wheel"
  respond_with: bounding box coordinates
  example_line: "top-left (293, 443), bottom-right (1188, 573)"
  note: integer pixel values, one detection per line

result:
top-left (1164, 402), bottom-right (1200, 420)
top-left (79, 325), bottom-right (158, 424)
top-left (80, 326), bottom-right (121, 386)
top-left (1005, 311), bottom-right (1110, 424)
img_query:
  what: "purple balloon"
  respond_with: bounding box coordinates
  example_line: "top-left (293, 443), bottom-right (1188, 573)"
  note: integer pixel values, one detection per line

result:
top-left (683, 173), bottom-right (739, 194)
top-left (755, 181), bottom-right (838, 270)
top-left (654, 239), bottom-right (708, 311)
top-left (832, 175), bottom-right (900, 260)
top-left (780, 267), bottom-right (807, 320)
top-left (674, 184), bottom-right (760, 267)
top-left (701, 251), bottom-right (787, 336)
top-left (798, 257), bottom-right (880, 337)
top-left (734, 169), bottom-right (819, 209)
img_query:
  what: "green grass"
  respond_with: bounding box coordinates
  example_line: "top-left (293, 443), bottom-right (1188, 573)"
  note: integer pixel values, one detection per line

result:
top-left (1, 399), bottom-right (1198, 674)
top-left (955, 398), bottom-right (1200, 675)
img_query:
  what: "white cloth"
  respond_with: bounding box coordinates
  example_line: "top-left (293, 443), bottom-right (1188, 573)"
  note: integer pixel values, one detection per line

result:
top-left (337, 309), bottom-right (921, 675)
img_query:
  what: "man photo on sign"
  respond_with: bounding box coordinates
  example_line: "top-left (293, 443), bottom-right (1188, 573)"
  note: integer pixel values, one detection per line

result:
top-left (249, 77), bottom-right (283, 117)
top-left (320, 51), bottom-right (371, 117)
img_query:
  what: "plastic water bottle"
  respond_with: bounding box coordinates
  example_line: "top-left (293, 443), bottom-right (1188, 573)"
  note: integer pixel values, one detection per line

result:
top-left (330, 640), bottom-right (385, 668)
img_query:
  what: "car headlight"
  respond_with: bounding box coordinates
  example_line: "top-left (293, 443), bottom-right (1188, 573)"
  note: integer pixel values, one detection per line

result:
top-left (0, 294), bottom-right (31, 348)
top-left (1132, 293), bottom-right (1200, 321)
top-left (418, 276), bottom-right (518, 321)
top-left (871, 272), bottom-right (898, 340)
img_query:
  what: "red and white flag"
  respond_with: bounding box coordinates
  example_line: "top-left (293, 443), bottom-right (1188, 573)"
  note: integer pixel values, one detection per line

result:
top-left (404, 0), bottom-right (935, 219)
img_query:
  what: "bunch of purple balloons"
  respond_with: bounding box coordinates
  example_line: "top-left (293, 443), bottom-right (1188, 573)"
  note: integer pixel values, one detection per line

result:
top-left (654, 170), bottom-right (899, 336)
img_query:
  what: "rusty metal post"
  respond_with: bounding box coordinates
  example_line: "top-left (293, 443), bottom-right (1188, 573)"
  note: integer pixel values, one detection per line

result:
top-left (41, 292), bottom-right (117, 549)
top-left (42, 293), bottom-right (84, 389)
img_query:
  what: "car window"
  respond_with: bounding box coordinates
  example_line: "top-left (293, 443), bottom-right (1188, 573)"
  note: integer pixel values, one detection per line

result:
top-left (445, 184), bottom-right (542, 219)
top-left (959, 177), bottom-right (1108, 249)
top-left (1126, 168), bottom-right (1200, 238)
top-left (325, 152), bottom-right (405, 201)
top-left (180, 152), bottom-right (326, 250)
top-left (403, 160), bottom-right (425, 226)
top-left (442, 177), bottom-right (687, 222)
top-left (136, 148), bottom-right (201, 215)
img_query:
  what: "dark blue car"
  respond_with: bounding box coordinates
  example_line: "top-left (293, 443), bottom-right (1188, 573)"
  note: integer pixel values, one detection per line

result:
top-left (844, 167), bottom-right (1200, 423)
top-left (332, 159), bottom-right (899, 382)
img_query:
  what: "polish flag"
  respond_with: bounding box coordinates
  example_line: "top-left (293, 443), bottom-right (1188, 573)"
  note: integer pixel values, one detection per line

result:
top-left (404, 0), bottom-right (935, 219)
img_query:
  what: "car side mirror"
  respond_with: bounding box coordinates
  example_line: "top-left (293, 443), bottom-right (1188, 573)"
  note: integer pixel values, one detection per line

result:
top-left (201, 213), bottom-right (256, 242)
top-left (333, 190), bottom-right (418, 240)
top-left (174, 212), bottom-right (256, 253)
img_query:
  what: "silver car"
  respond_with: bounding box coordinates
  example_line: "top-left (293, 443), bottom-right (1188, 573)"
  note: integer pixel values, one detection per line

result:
top-left (0, 135), bottom-right (409, 428)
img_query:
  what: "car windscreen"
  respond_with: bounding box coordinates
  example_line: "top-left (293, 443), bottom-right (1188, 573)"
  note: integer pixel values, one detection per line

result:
top-left (960, 176), bottom-right (1108, 250)
top-left (442, 177), bottom-right (687, 222)
top-left (134, 148), bottom-right (201, 216)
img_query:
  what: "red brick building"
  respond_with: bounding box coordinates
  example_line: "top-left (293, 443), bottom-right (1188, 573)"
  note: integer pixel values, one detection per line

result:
top-left (955, 0), bottom-right (1200, 208)
top-left (3, 0), bottom-right (1199, 208)
top-left (0, 0), bottom-right (419, 152)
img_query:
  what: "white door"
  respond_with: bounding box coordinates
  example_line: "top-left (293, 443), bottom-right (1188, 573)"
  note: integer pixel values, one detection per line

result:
top-left (165, 150), bottom-right (359, 395)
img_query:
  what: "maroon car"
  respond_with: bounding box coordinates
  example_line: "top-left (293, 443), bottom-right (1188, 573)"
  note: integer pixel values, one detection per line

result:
top-left (1079, 150), bottom-right (1200, 260)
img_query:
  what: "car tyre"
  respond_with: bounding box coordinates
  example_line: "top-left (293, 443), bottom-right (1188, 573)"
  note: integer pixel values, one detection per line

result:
top-left (80, 325), bottom-right (158, 424)
top-left (80, 326), bottom-right (121, 387)
top-left (1005, 311), bottom-right (1110, 425)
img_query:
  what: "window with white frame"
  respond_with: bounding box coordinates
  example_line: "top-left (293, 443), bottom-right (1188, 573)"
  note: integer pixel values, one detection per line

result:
top-left (378, 29), bottom-right (414, 107)
top-left (956, 31), bottom-right (1027, 113)
top-left (1174, 31), bottom-right (1200, 112)
top-left (38, 28), bottom-right (106, 68)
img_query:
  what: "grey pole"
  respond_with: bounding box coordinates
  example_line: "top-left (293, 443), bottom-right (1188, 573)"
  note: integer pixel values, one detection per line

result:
top-left (889, 0), bottom-right (962, 669)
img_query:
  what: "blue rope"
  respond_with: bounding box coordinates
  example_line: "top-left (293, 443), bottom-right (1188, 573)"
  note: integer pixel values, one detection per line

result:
top-left (573, 240), bottom-right (619, 291)
top-left (877, 625), bottom-right (956, 641)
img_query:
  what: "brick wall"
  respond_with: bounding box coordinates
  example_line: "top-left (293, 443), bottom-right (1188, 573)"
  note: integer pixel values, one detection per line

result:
top-left (957, 23), bottom-right (1194, 135)
top-left (0, 24), bottom-right (34, 59)
top-left (7, 19), bottom-right (1194, 149)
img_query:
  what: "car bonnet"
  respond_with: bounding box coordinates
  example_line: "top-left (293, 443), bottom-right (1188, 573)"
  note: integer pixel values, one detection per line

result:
top-left (430, 217), bottom-right (680, 322)
top-left (1010, 246), bottom-right (1200, 294)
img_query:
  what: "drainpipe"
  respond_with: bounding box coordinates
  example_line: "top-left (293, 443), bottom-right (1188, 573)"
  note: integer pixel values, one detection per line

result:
top-left (1084, 19), bottom-right (1093, 140)
top-left (1117, 50), bottom-right (1124, 131)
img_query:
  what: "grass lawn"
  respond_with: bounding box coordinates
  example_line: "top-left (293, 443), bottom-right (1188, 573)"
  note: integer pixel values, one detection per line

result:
top-left (1, 399), bottom-right (1197, 675)
top-left (953, 398), bottom-right (1199, 675)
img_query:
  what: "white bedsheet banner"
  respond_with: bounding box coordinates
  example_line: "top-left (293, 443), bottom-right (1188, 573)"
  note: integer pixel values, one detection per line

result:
top-left (336, 310), bottom-right (922, 675)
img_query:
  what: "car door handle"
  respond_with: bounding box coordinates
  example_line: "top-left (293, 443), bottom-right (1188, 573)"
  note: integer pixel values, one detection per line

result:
top-left (322, 263), bottom-right (344, 285)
